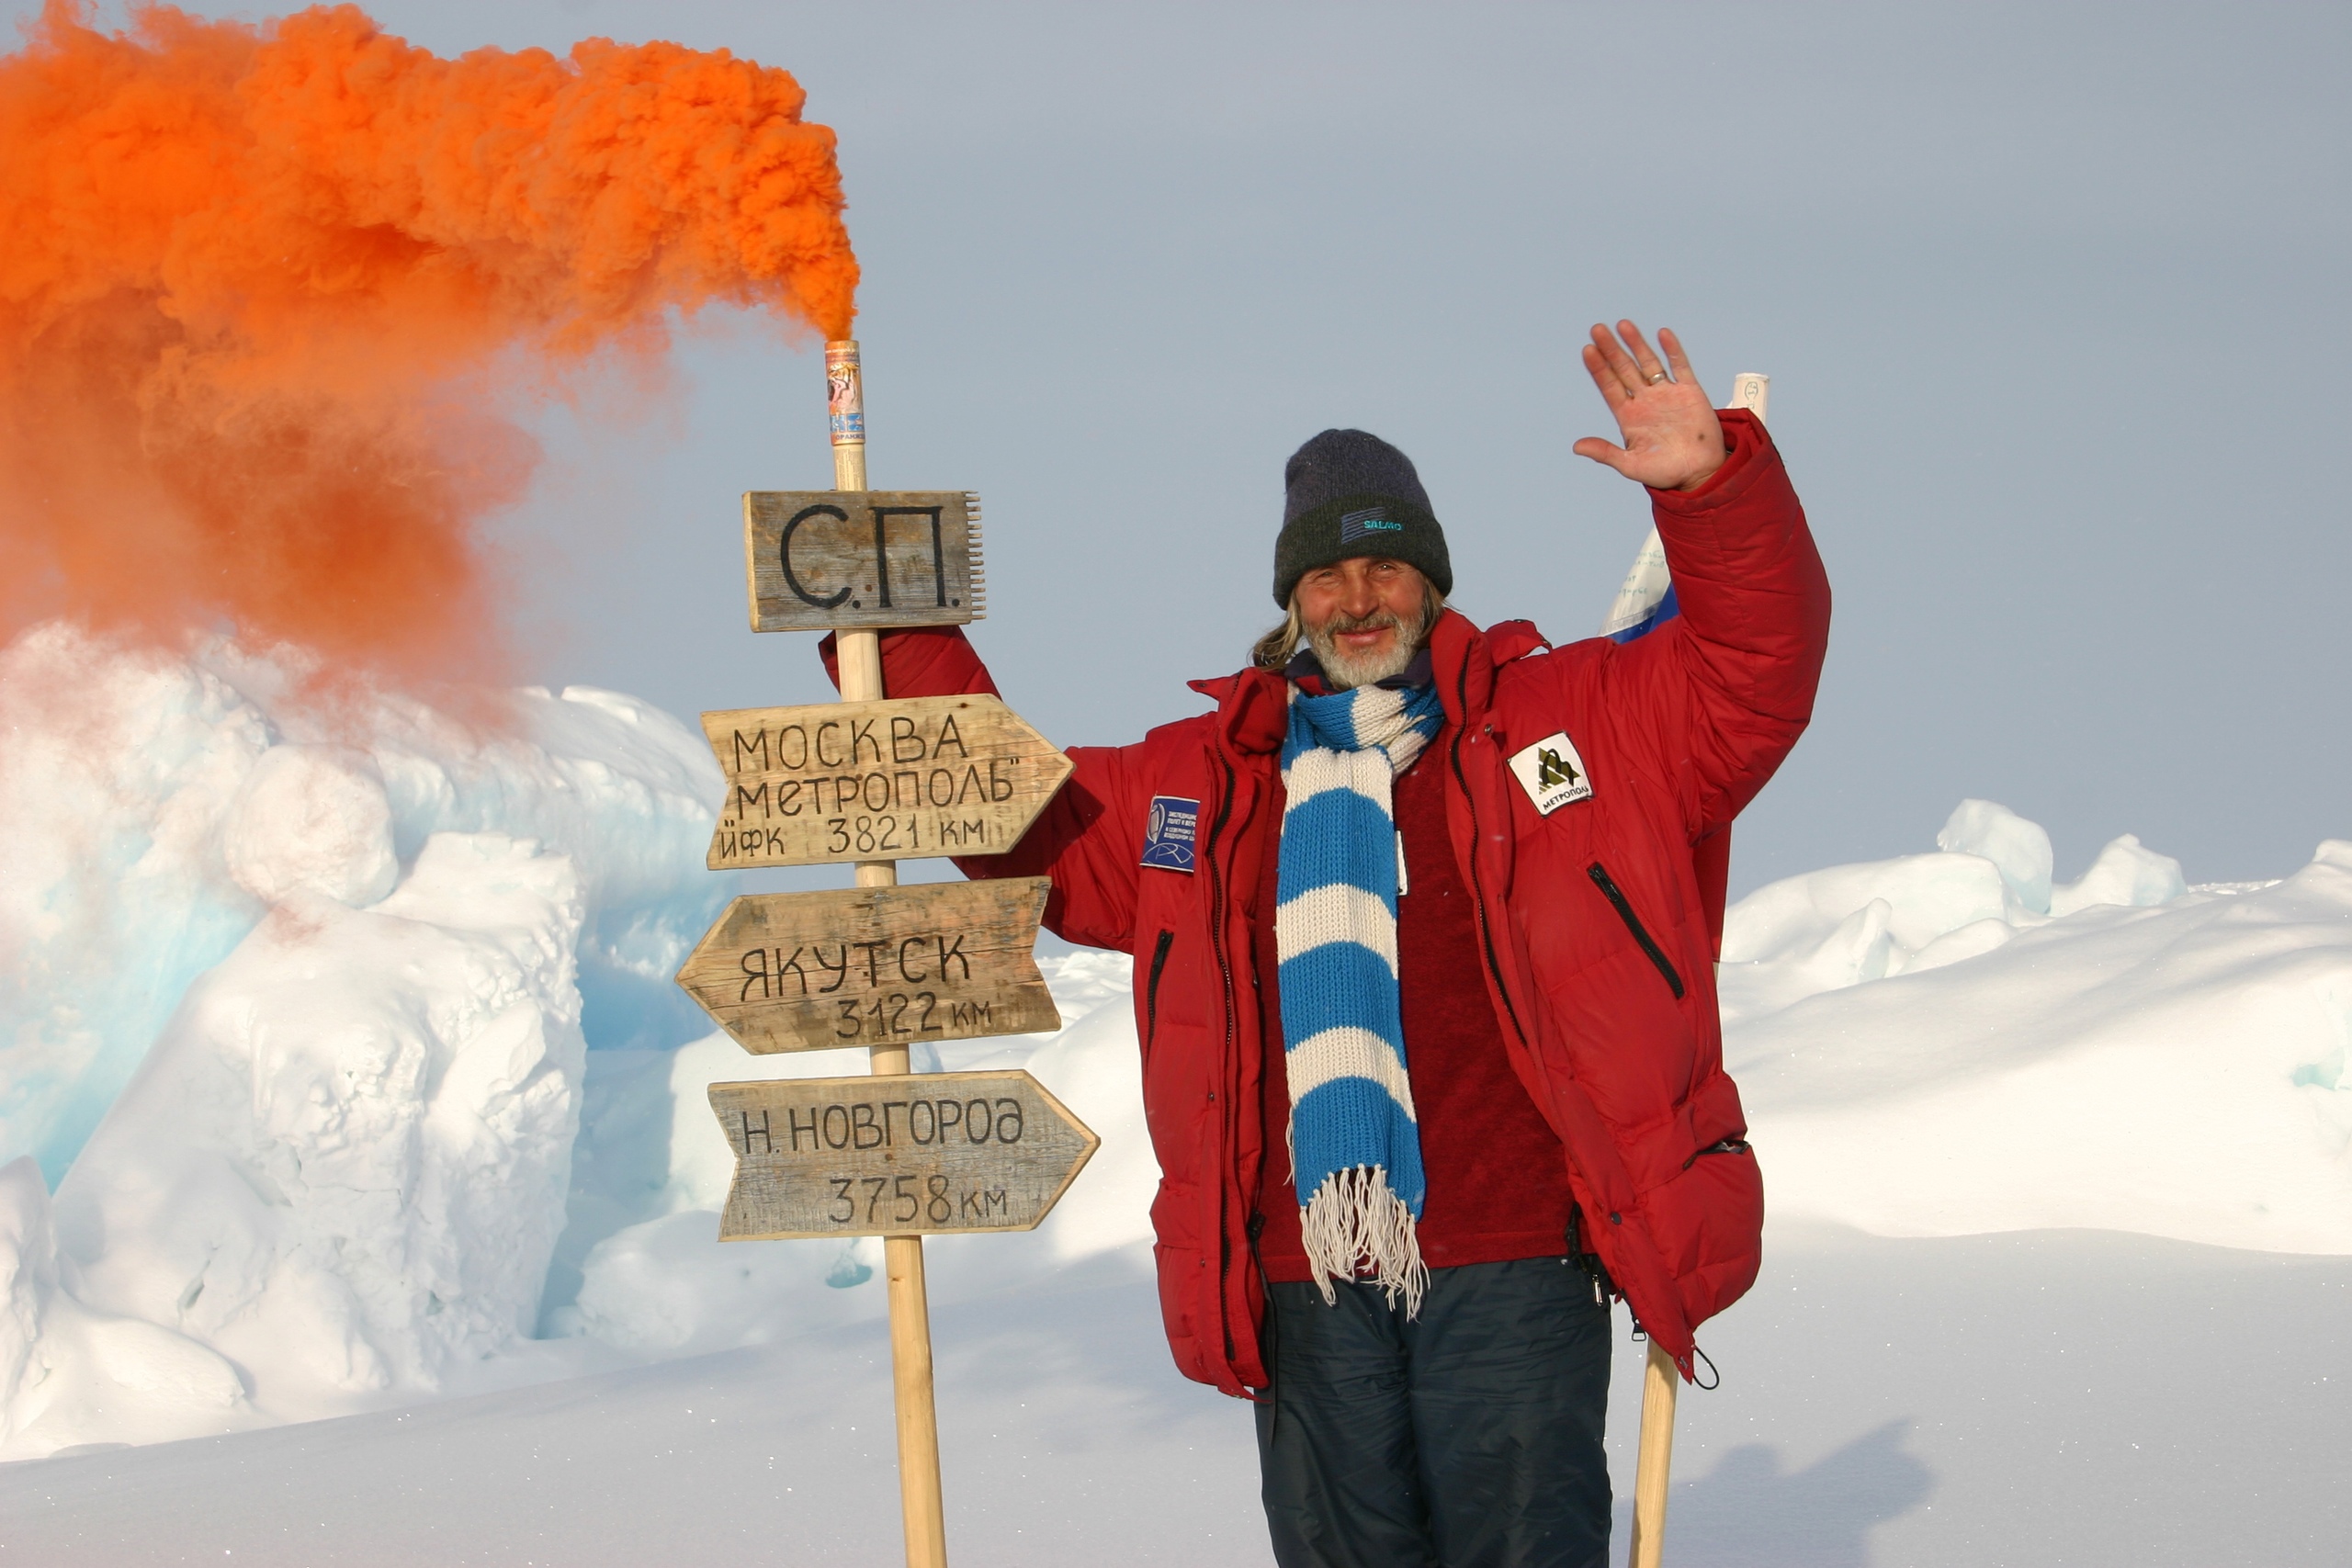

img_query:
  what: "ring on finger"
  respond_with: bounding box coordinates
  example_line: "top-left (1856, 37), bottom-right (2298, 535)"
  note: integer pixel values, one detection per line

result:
top-left (1645, 371), bottom-right (1668, 385)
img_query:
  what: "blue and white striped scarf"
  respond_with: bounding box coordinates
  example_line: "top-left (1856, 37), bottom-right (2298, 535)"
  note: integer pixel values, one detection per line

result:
top-left (1278, 678), bottom-right (1446, 1312)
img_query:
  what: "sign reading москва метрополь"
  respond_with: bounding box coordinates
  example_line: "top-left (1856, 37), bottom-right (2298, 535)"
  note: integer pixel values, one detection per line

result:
top-left (703, 694), bottom-right (1073, 871)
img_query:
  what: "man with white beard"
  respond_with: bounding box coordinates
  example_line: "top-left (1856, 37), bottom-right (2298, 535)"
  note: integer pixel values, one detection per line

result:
top-left (826, 321), bottom-right (1831, 1566)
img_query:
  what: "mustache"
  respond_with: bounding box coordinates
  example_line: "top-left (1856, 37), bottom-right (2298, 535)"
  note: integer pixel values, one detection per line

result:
top-left (1316, 607), bottom-right (1408, 637)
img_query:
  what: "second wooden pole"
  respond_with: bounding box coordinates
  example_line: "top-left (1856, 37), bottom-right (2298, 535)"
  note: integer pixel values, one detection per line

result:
top-left (1627, 1340), bottom-right (1679, 1568)
top-left (1626, 368), bottom-right (1770, 1568)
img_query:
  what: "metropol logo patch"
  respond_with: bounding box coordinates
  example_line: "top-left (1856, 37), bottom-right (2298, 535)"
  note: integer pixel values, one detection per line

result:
top-left (1508, 731), bottom-right (1593, 815)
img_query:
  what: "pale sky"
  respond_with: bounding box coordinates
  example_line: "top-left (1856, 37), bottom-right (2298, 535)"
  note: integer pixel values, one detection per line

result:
top-left (14, 1), bottom-right (2350, 893)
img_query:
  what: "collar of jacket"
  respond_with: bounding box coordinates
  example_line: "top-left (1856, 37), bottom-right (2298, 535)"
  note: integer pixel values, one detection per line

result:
top-left (1185, 607), bottom-right (1542, 756)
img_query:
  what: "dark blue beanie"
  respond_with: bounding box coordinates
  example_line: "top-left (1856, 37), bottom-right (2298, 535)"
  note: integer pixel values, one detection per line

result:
top-left (1272, 429), bottom-right (1451, 607)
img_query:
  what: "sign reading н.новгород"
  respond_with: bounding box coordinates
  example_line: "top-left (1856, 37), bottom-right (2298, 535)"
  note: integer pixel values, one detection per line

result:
top-left (707, 1070), bottom-right (1098, 1241)
top-left (703, 694), bottom-right (1072, 870)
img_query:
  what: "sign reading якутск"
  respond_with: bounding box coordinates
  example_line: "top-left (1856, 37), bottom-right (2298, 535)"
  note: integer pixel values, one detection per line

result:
top-left (677, 878), bottom-right (1061, 1055)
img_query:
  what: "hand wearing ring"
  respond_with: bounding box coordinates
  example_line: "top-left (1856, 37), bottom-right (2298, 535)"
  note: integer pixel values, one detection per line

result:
top-left (1573, 320), bottom-right (1730, 493)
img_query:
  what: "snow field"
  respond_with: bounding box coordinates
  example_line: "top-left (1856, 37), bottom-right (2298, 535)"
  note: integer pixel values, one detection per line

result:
top-left (4, 1230), bottom-right (2343, 1566)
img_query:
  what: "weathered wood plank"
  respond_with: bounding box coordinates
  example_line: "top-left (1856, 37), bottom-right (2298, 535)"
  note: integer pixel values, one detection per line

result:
top-left (677, 879), bottom-right (1060, 1055)
top-left (707, 1070), bottom-right (1099, 1241)
top-left (703, 694), bottom-right (1072, 869)
top-left (743, 491), bottom-right (983, 633)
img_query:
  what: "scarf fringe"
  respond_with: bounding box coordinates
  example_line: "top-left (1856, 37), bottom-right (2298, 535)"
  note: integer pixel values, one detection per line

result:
top-left (1299, 1164), bottom-right (1428, 1317)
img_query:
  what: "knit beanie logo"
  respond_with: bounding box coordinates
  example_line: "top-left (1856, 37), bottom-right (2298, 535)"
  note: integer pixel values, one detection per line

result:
top-left (1339, 506), bottom-right (1405, 545)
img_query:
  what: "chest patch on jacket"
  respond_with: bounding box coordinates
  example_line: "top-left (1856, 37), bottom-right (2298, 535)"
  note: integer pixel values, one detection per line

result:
top-left (1508, 732), bottom-right (1593, 815)
top-left (1141, 795), bottom-right (1201, 871)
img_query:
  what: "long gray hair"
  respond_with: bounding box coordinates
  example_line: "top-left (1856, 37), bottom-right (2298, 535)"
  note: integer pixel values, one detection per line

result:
top-left (1250, 570), bottom-right (1447, 672)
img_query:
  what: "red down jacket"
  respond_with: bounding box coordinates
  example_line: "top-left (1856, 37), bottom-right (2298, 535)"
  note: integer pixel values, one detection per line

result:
top-left (822, 409), bottom-right (1829, 1393)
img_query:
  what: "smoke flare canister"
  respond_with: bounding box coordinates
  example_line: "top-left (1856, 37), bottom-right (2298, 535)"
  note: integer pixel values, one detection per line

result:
top-left (826, 340), bottom-right (866, 490)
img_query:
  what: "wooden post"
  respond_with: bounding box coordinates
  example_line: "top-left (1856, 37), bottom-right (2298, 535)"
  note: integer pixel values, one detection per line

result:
top-left (1625, 368), bottom-right (1769, 1568)
top-left (827, 339), bottom-right (951, 1568)
top-left (1628, 1340), bottom-right (1679, 1568)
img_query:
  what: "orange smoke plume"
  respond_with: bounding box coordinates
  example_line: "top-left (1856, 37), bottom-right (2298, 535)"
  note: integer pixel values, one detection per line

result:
top-left (0, 1), bottom-right (857, 683)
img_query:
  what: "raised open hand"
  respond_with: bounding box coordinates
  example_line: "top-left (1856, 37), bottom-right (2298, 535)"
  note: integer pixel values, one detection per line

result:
top-left (1571, 321), bottom-right (1728, 492)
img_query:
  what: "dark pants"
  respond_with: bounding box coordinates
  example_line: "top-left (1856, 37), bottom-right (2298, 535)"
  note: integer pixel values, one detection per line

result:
top-left (1255, 1258), bottom-right (1612, 1568)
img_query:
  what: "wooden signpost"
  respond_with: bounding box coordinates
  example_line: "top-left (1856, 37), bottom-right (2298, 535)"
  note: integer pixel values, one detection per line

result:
top-left (677, 878), bottom-right (1061, 1055)
top-left (702, 696), bottom-right (1073, 870)
top-left (678, 337), bottom-right (1089, 1568)
top-left (708, 1070), bottom-right (1097, 1240)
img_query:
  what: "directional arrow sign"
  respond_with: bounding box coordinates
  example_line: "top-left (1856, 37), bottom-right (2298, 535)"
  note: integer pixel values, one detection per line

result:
top-left (742, 491), bottom-right (984, 633)
top-left (676, 878), bottom-right (1061, 1055)
top-left (704, 694), bottom-right (1073, 870)
top-left (707, 1069), bottom-right (1099, 1241)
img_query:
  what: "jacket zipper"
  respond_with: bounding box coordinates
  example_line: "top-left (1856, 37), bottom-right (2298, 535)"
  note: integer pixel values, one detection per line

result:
top-left (1204, 749), bottom-right (1242, 1366)
top-left (1144, 929), bottom-right (1175, 1051)
top-left (1566, 1204), bottom-right (1614, 1304)
top-left (1456, 691), bottom-right (1621, 1304)
top-left (1587, 862), bottom-right (1686, 1000)
top-left (1452, 682), bottom-right (1532, 1053)
top-left (1246, 1211), bottom-right (1275, 1412)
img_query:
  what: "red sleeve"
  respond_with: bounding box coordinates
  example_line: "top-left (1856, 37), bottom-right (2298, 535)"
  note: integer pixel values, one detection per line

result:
top-left (816, 626), bottom-right (1148, 954)
top-left (967, 740), bottom-right (1150, 954)
top-left (1598, 409), bottom-right (1832, 840)
top-left (819, 626), bottom-right (1000, 697)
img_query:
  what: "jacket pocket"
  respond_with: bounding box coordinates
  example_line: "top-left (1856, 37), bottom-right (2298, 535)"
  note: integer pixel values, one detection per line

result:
top-left (1144, 929), bottom-right (1176, 1051)
top-left (1643, 1137), bottom-right (1763, 1327)
top-left (1587, 863), bottom-right (1685, 999)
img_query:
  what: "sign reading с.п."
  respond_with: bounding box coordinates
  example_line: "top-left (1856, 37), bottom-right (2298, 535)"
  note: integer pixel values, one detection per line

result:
top-left (707, 1069), bottom-right (1098, 1241)
top-left (743, 491), bottom-right (982, 633)
top-left (704, 694), bottom-right (1073, 870)
top-left (675, 878), bottom-right (1061, 1055)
